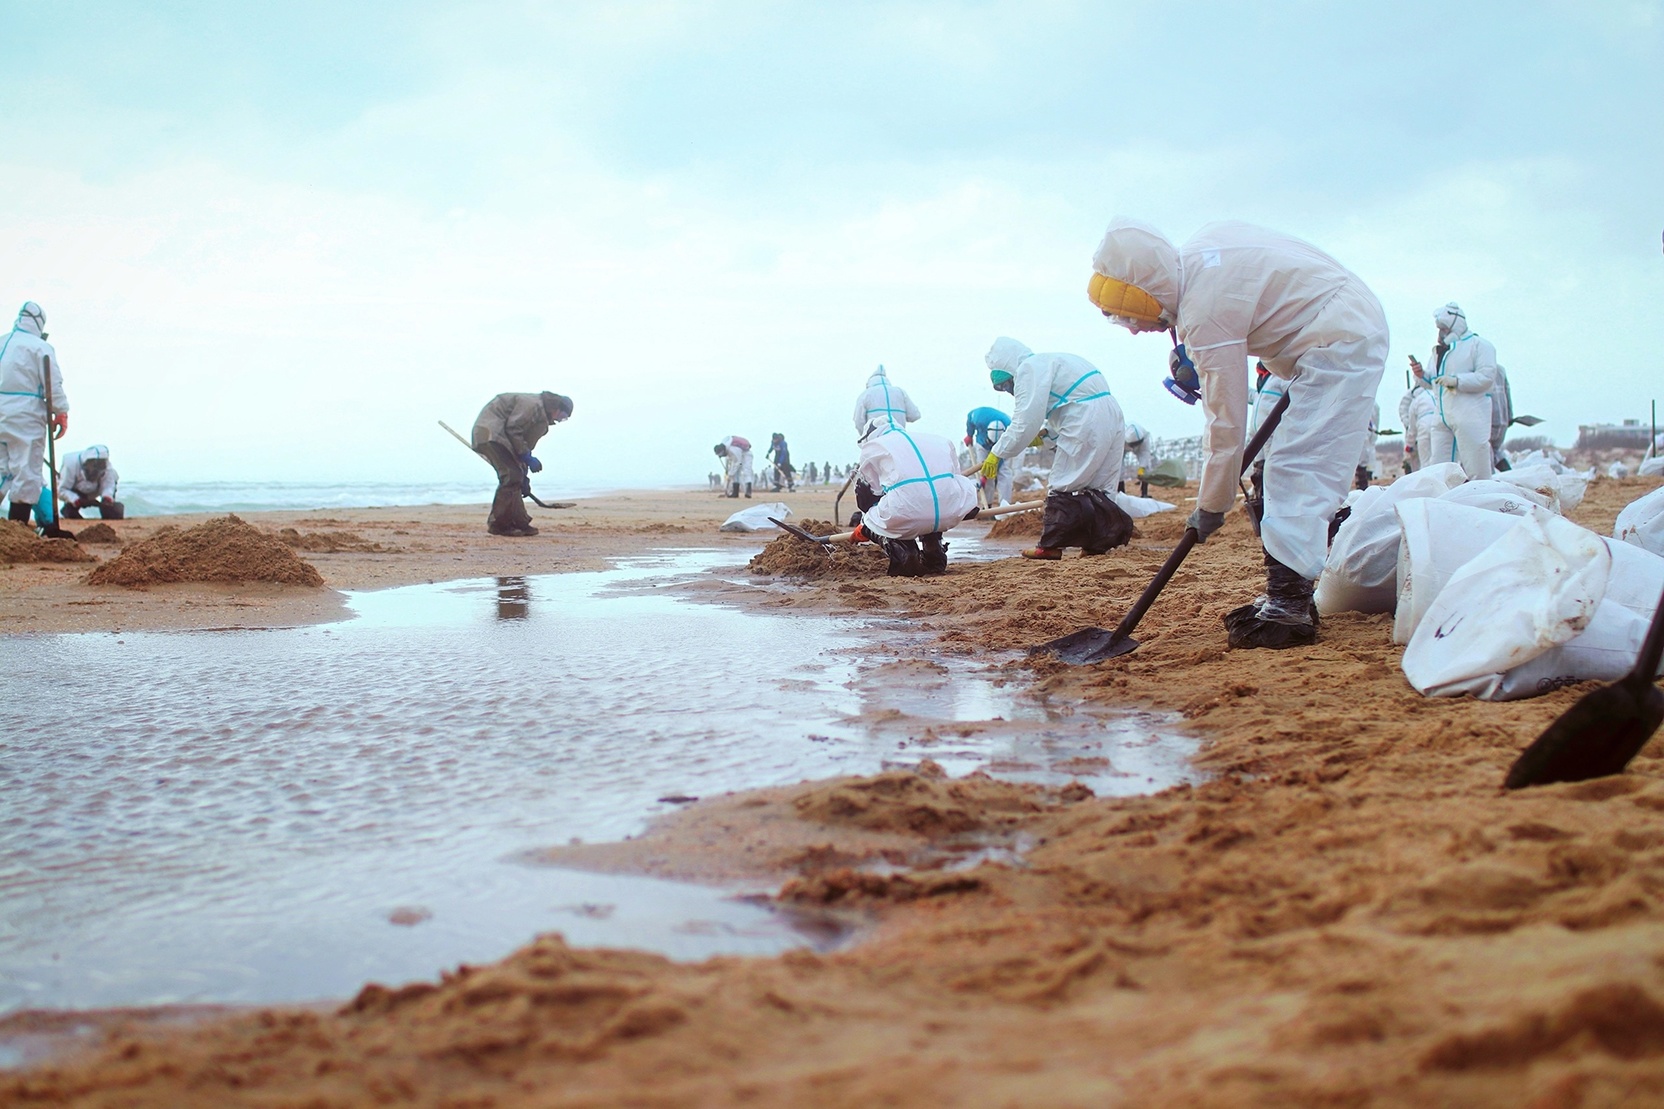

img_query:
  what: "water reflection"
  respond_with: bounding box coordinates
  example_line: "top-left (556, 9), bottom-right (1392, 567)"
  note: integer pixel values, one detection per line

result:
top-left (495, 576), bottom-right (530, 620)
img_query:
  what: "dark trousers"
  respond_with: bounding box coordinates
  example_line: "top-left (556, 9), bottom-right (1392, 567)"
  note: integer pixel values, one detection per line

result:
top-left (479, 442), bottom-right (533, 533)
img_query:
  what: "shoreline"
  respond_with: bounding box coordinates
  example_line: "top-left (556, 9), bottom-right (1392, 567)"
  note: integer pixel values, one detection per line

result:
top-left (7, 475), bottom-right (1664, 1105)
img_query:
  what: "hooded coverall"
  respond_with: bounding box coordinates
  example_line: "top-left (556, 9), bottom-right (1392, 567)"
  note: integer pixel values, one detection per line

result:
top-left (59, 445), bottom-right (121, 517)
top-left (852, 367), bottom-right (921, 435)
top-left (0, 308), bottom-right (66, 515)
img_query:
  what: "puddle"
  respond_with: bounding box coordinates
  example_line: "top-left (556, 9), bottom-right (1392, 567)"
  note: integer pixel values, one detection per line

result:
top-left (0, 548), bottom-right (1197, 1020)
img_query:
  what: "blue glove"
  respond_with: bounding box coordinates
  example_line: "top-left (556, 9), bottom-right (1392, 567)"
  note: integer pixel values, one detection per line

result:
top-left (520, 453), bottom-right (542, 473)
top-left (1187, 507), bottom-right (1226, 542)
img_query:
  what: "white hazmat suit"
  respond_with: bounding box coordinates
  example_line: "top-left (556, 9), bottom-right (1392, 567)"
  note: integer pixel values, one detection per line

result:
top-left (1490, 364), bottom-right (1514, 469)
top-left (1426, 303), bottom-right (1497, 480)
top-left (852, 366), bottom-right (921, 436)
top-left (717, 435), bottom-right (753, 496)
top-left (1400, 381), bottom-right (1437, 471)
top-left (1091, 220), bottom-right (1388, 584)
top-left (984, 338), bottom-right (1124, 494)
top-left (857, 424), bottom-right (979, 541)
top-left (1124, 423), bottom-right (1153, 474)
top-left (0, 303), bottom-right (67, 511)
top-left (59, 444), bottom-right (119, 508)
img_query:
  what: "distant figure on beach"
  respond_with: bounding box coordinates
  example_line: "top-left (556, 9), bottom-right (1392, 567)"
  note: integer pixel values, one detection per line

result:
top-left (59, 444), bottom-right (123, 519)
top-left (964, 406), bottom-right (1012, 508)
top-left (1, 302), bottom-right (70, 533)
top-left (471, 390), bottom-right (573, 537)
top-left (714, 435), bottom-right (753, 498)
top-left (1427, 301), bottom-right (1498, 480)
top-left (766, 433), bottom-right (796, 492)
top-left (852, 365), bottom-right (920, 436)
top-left (1399, 356), bottom-right (1436, 474)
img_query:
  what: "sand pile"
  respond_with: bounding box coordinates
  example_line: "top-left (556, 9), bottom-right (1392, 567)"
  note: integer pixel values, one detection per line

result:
top-left (275, 527), bottom-right (395, 553)
top-left (86, 515), bottom-right (324, 587)
top-left (748, 518), bottom-right (889, 578)
top-left (986, 507), bottom-right (1043, 538)
top-left (0, 520), bottom-right (94, 564)
top-left (74, 522), bottom-right (121, 543)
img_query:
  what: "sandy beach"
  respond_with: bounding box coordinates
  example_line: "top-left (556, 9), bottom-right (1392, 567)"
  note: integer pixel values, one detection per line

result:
top-left (6, 475), bottom-right (1664, 1106)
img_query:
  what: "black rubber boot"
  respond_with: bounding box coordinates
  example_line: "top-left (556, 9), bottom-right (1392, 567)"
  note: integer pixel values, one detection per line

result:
top-left (61, 502), bottom-right (84, 519)
top-left (1246, 461), bottom-right (1266, 537)
top-left (1226, 551), bottom-right (1317, 650)
top-left (8, 500), bottom-right (33, 523)
top-left (744, 483), bottom-right (752, 499)
top-left (1139, 479), bottom-right (1149, 498)
top-left (881, 536), bottom-right (922, 577)
top-left (1354, 465), bottom-right (1371, 491)
top-left (919, 532), bottom-right (948, 576)
top-left (726, 483), bottom-right (740, 498)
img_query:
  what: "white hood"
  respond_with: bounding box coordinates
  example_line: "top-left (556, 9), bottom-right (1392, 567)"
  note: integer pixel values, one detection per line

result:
top-left (14, 301), bottom-right (44, 336)
top-left (1091, 219), bottom-right (1181, 322)
top-left (865, 365), bottom-right (889, 387)
top-left (984, 337), bottom-right (1032, 375)
top-left (1434, 302), bottom-right (1469, 340)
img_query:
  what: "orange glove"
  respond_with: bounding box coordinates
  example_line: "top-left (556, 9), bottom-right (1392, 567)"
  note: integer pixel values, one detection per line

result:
top-left (850, 523), bottom-right (872, 543)
top-left (51, 412), bottom-right (67, 439)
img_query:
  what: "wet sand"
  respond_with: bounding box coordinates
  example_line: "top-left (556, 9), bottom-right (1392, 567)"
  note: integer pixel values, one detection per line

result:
top-left (7, 475), bottom-right (1664, 1106)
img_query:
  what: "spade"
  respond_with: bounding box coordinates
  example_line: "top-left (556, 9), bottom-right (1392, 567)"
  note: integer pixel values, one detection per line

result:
top-left (1503, 583), bottom-right (1664, 789)
top-left (1030, 390), bottom-right (1290, 665)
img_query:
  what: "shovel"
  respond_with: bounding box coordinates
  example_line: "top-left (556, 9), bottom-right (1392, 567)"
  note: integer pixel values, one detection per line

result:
top-left (438, 420), bottom-right (575, 509)
top-left (767, 498), bottom-right (1047, 552)
top-left (1502, 583), bottom-right (1664, 789)
top-left (1030, 391), bottom-right (1291, 665)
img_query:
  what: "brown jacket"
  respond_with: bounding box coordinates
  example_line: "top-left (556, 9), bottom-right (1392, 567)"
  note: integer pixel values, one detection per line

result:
top-left (472, 393), bottom-right (550, 457)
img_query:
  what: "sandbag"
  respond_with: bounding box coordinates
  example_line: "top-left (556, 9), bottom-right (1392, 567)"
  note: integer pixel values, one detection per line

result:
top-left (1437, 478), bottom-right (1555, 516)
top-left (719, 502), bottom-right (792, 532)
top-left (1640, 455), bottom-right (1664, 478)
top-left (1497, 462), bottom-right (1588, 512)
top-left (1144, 458), bottom-right (1188, 487)
top-left (1615, 486), bottom-right (1664, 556)
top-left (1315, 463), bottom-right (1466, 616)
top-left (1402, 508), bottom-right (1610, 697)
top-left (1111, 492), bottom-right (1177, 519)
top-left (1393, 501), bottom-right (1523, 643)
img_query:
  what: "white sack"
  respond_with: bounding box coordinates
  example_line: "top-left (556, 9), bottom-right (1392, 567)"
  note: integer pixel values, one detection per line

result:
top-left (1437, 478), bottom-right (1556, 516)
top-left (1393, 500), bottom-right (1524, 644)
top-left (1616, 486), bottom-right (1664, 556)
top-left (1494, 464), bottom-right (1567, 513)
top-left (1402, 508), bottom-right (1610, 696)
top-left (720, 502), bottom-right (793, 532)
top-left (1315, 463), bottom-right (1467, 615)
top-left (1640, 455), bottom-right (1664, 478)
top-left (1111, 492), bottom-right (1177, 519)
top-left (1608, 461), bottom-right (1630, 479)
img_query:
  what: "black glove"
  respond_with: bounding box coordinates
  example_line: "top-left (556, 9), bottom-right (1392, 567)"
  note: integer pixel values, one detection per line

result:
top-left (1187, 507), bottom-right (1226, 542)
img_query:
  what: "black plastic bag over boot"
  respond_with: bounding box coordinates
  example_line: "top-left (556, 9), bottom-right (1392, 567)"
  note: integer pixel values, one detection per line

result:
top-left (881, 536), bottom-right (923, 577)
top-left (1038, 489), bottom-right (1135, 553)
top-left (1226, 554), bottom-right (1317, 650)
top-left (919, 532), bottom-right (948, 575)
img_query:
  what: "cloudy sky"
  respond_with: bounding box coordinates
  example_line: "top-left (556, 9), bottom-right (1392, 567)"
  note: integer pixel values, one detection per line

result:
top-left (2, 0), bottom-right (1660, 489)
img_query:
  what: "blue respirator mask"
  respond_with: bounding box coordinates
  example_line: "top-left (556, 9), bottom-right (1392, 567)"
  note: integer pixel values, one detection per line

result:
top-left (1163, 329), bottom-right (1200, 405)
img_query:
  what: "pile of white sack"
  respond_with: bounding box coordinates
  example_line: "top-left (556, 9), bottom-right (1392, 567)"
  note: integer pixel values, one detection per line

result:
top-left (1315, 465), bottom-right (1664, 701)
top-left (719, 502), bottom-right (793, 532)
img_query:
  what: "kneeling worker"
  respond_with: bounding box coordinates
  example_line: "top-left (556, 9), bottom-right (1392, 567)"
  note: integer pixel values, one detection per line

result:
top-left (982, 337), bottom-right (1133, 560)
top-left (850, 419), bottom-right (979, 577)
top-left (1090, 218), bottom-right (1387, 649)
top-left (59, 444), bottom-right (123, 519)
top-left (471, 390), bottom-right (573, 536)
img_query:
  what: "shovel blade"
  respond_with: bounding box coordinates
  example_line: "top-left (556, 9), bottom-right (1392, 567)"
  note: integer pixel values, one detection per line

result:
top-left (768, 517), bottom-right (833, 547)
top-left (1503, 683), bottom-right (1664, 789)
top-left (1029, 626), bottom-right (1140, 665)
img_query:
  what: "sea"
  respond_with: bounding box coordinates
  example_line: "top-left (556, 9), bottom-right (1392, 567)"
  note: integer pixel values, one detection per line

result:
top-left (115, 480), bottom-right (639, 516)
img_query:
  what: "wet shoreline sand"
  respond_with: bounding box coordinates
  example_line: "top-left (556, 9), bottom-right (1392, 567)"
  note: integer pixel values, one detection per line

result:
top-left (7, 476), bottom-right (1664, 1105)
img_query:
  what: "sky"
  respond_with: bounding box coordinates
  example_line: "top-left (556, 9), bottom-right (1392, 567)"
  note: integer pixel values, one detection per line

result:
top-left (1, 0), bottom-right (1661, 489)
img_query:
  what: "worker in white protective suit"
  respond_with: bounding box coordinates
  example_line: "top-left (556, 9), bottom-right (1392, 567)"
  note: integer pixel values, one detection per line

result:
top-left (1399, 356), bottom-right (1438, 473)
top-left (0, 302), bottom-right (69, 530)
top-left (1090, 219), bottom-right (1388, 650)
top-left (982, 337), bottom-right (1133, 560)
top-left (1426, 302), bottom-right (1497, 479)
top-left (1489, 363), bottom-right (1514, 472)
top-left (58, 444), bottom-right (123, 519)
top-left (848, 419), bottom-right (980, 576)
top-left (713, 435), bottom-right (754, 498)
top-left (1355, 401), bottom-right (1381, 489)
top-left (1241, 361), bottom-right (1286, 535)
top-left (1122, 422), bottom-right (1154, 496)
top-left (851, 365), bottom-right (921, 436)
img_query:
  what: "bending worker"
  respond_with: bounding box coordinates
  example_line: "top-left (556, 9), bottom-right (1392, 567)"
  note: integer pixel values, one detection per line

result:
top-left (0, 302), bottom-right (67, 527)
top-left (964, 405), bottom-right (1012, 507)
top-left (982, 337), bottom-right (1133, 561)
top-left (852, 365), bottom-right (921, 435)
top-left (471, 390), bottom-right (573, 537)
top-left (1090, 219), bottom-right (1387, 649)
top-left (849, 418), bottom-right (979, 577)
top-left (1427, 301), bottom-right (1497, 479)
top-left (714, 435), bottom-right (753, 498)
top-left (59, 444), bottom-right (123, 519)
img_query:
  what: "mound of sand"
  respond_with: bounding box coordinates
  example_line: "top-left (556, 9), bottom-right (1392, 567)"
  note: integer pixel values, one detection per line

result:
top-left (87, 515), bottom-right (324, 587)
top-left (74, 522), bottom-right (121, 543)
top-left (986, 508), bottom-right (1043, 538)
top-left (275, 527), bottom-right (396, 553)
top-left (0, 520), bottom-right (95, 564)
top-left (748, 519), bottom-right (890, 578)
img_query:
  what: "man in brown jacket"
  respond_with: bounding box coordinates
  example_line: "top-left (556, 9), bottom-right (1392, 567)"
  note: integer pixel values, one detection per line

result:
top-left (471, 391), bottom-right (573, 536)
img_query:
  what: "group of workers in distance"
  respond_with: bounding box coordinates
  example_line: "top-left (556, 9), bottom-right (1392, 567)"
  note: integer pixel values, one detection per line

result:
top-left (837, 215), bottom-right (1517, 653)
top-left (0, 301), bottom-right (124, 538)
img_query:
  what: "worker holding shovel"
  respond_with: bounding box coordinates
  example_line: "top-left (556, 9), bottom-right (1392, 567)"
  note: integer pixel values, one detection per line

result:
top-left (1089, 218), bottom-right (1388, 649)
top-left (470, 390), bottom-right (572, 537)
top-left (0, 302), bottom-right (70, 534)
